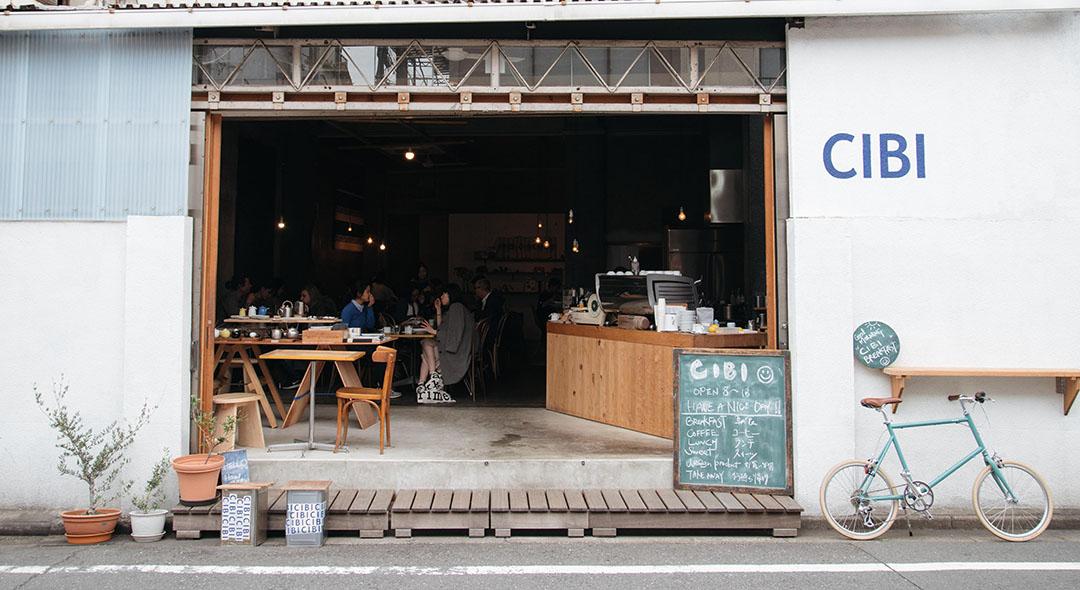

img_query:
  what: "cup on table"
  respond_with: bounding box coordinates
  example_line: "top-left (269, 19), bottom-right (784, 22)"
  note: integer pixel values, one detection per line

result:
top-left (403, 326), bottom-right (413, 335)
top-left (383, 326), bottom-right (393, 334)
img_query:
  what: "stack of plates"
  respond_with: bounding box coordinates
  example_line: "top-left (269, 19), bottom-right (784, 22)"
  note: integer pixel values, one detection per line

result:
top-left (677, 309), bottom-right (696, 333)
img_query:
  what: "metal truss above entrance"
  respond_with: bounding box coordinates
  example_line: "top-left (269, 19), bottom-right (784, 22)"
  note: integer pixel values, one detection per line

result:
top-left (192, 38), bottom-right (787, 114)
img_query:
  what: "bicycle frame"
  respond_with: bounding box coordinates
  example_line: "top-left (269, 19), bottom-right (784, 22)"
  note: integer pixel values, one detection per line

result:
top-left (859, 406), bottom-right (1018, 503)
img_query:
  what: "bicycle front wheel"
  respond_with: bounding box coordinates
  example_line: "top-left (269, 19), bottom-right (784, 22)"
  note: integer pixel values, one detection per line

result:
top-left (820, 460), bottom-right (899, 540)
top-left (972, 460), bottom-right (1052, 542)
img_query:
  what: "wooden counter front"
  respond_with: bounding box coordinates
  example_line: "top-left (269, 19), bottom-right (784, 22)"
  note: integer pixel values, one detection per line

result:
top-left (545, 323), bottom-right (766, 439)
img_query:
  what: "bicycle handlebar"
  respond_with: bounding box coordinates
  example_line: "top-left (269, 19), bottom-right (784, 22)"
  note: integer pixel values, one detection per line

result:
top-left (948, 391), bottom-right (989, 403)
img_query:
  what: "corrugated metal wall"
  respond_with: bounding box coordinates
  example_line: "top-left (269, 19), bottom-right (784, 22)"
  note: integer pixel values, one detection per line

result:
top-left (0, 29), bottom-right (192, 220)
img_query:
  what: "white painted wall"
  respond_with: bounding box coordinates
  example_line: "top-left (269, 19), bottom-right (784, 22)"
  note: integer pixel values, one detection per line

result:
top-left (0, 216), bottom-right (192, 510)
top-left (786, 12), bottom-right (1080, 512)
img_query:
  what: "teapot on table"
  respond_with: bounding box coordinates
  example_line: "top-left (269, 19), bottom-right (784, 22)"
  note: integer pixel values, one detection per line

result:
top-left (279, 300), bottom-right (294, 318)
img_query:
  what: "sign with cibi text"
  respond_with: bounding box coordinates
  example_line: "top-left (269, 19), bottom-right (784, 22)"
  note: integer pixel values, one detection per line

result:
top-left (853, 321), bottom-right (901, 368)
top-left (673, 349), bottom-right (792, 494)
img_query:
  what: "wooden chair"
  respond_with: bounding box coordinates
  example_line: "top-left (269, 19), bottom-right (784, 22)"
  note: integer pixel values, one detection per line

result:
top-left (213, 392), bottom-right (266, 449)
top-left (334, 346), bottom-right (396, 454)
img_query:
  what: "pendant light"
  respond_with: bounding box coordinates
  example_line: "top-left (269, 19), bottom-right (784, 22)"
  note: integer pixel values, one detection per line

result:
top-left (404, 148), bottom-right (416, 161)
top-left (677, 206), bottom-right (687, 222)
top-left (568, 209), bottom-right (574, 224)
top-left (572, 238), bottom-right (580, 254)
top-left (379, 242), bottom-right (387, 252)
top-left (543, 239), bottom-right (550, 249)
top-left (276, 216), bottom-right (286, 230)
top-left (366, 236), bottom-right (374, 245)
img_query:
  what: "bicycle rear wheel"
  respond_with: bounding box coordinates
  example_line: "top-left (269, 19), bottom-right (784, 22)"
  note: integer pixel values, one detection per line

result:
top-left (972, 460), bottom-right (1052, 542)
top-left (820, 459), bottom-right (899, 540)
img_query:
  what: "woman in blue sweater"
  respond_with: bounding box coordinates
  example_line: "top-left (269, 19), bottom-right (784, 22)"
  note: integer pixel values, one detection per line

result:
top-left (341, 284), bottom-right (376, 331)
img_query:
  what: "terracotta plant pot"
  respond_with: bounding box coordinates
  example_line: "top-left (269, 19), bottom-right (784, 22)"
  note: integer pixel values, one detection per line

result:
top-left (172, 454), bottom-right (225, 505)
top-left (60, 508), bottom-right (121, 544)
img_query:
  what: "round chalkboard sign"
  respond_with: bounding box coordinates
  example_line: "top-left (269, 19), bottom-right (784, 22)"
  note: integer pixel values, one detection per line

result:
top-left (853, 321), bottom-right (901, 368)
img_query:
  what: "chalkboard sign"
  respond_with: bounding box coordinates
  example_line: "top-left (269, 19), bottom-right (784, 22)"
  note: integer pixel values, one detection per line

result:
top-left (673, 349), bottom-right (792, 494)
top-left (221, 449), bottom-right (249, 484)
top-left (853, 321), bottom-right (901, 368)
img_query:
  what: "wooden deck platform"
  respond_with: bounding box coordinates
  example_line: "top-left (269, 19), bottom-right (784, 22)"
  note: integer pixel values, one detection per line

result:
top-left (174, 488), bottom-right (802, 539)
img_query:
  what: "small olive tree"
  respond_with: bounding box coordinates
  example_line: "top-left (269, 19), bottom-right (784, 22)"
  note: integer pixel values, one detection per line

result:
top-left (35, 381), bottom-right (152, 515)
top-left (131, 450), bottom-right (171, 513)
top-left (190, 395), bottom-right (235, 461)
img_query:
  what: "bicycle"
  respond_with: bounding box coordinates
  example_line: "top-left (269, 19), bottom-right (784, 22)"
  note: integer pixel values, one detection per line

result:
top-left (820, 391), bottom-right (1052, 542)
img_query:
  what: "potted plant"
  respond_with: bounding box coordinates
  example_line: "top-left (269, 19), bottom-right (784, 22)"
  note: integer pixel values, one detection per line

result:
top-left (35, 382), bottom-right (151, 545)
top-left (129, 450), bottom-right (171, 542)
top-left (172, 396), bottom-right (235, 505)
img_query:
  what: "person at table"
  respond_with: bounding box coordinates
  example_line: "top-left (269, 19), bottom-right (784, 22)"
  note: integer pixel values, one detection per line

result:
top-left (410, 262), bottom-right (431, 294)
top-left (342, 284), bottom-right (377, 331)
top-left (218, 275), bottom-right (252, 321)
top-left (474, 277), bottom-right (504, 324)
top-left (300, 284), bottom-right (337, 317)
top-left (416, 284), bottom-right (474, 404)
top-left (405, 287), bottom-right (425, 318)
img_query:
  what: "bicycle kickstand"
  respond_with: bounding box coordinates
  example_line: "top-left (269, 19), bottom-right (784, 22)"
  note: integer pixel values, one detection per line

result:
top-left (902, 505), bottom-right (914, 537)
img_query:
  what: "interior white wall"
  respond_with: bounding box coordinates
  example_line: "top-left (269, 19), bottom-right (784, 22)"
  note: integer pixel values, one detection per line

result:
top-left (0, 217), bottom-right (192, 510)
top-left (786, 12), bottom-right (1080, 512)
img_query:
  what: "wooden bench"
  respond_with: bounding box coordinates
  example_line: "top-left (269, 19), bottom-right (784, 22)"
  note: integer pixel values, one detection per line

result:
top-left (883, 367), bottom-right (1080, 415)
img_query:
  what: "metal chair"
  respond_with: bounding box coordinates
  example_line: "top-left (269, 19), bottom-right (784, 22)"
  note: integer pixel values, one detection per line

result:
top-left (464, 319), bottom-right (490, 401)
top-left (490, 311), bottom-right (511, 380)
top-left (334, 346), bottom-right (396, 454)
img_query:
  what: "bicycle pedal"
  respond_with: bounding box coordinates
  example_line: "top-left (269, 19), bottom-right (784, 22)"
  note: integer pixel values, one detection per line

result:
top-left (922, 511), bottom-right (934, 521)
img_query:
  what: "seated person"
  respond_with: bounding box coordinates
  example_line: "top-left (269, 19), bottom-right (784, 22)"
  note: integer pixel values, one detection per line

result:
top-left (405, 288), bottom-right (425, 318)
top-left (416, 284), bottom-right (474, 404)
top-left (341, 285), bottom-right (377, 331)
top-left (473, 277), bottom-right (505, 351)
top-left (300, 285), bottom-right (337, 317)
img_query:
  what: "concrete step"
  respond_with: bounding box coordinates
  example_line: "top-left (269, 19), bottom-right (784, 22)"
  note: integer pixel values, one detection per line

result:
top-left (247, 456), bottom-right (673, 490)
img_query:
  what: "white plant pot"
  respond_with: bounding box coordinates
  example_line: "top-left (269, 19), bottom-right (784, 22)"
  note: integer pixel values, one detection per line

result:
top-left (129, 509), bottom-right (169, 541)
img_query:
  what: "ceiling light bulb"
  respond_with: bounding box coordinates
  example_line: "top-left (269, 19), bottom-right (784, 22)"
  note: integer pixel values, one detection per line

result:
top-left (379, 242), bottom-right (387, 251)
top-left (538, 221), bottom-right (543, 229)
top-left (276, 217), bottom-right (286, 229)
top-left (572, 239), bottom-right (580, 253)
top-left (347, 225), bottom-right (353, 232)
top-left (543, 239), bottom-right (550, 249)
top-left (535, 236), bottom-right (542, 245)
top-left (568, 209), bottom-right (574, 224)
top-left (677, 207), bottom-right (687, 222)
top-left (367, 236), bottom-right (374, 245)
top-left (404, 149), bottom-right (416, 161)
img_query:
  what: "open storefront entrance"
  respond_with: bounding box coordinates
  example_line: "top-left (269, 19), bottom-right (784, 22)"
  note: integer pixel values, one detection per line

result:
top-left (194, 33), bottom-right (788, 490)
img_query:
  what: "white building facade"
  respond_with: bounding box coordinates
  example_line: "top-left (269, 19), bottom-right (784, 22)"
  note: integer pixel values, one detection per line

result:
top-left (1, 2), bottom-right (1077, 515)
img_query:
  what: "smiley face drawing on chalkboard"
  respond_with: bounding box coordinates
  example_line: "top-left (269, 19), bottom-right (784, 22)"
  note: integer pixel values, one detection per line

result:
top-left (757, 365), bottom-right (776, 385)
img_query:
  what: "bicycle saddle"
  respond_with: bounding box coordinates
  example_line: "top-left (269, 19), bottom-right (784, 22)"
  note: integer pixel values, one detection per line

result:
top-left (860, 397), bottom-right (903, 409)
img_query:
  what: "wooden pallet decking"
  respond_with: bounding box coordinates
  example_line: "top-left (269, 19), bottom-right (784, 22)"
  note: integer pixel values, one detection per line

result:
top-left (489, 489), bottom-right (591, 537)
top-left (391, 489), bottom-right (491, 538)
top-left (174, 488), bottom-right (393, 539)
top-left (174, 488), bottom-right (802, 539)
top-left (588, 489), bottom-right (803, 537)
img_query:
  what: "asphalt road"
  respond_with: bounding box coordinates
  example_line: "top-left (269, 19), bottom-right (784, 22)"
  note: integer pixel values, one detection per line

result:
top-left (2, 529), bottom-right (1080, 590)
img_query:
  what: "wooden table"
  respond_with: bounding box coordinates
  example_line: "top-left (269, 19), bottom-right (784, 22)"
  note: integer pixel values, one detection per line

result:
top-left (259, 349), bottom-right (367, 453)
top-left (883, 366), bottom-right (1080, 415)
top-left (214, 340), bottom-right (287, 427)
top-left (224, 316), bottom-right (341, 324)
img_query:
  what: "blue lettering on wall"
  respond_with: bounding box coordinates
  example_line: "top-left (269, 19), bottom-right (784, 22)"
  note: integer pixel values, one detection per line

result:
top-left (823, 133), bottom-right (926, 179)
top-left (822, 133), bottom-right (856, 179)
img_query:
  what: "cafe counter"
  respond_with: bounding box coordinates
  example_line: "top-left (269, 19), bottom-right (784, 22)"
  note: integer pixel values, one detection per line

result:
top-left (545, 322), bottom-right (767, 439)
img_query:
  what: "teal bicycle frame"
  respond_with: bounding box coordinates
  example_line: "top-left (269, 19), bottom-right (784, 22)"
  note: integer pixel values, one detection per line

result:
top-left (860, 405), bottom-right (1018, 503)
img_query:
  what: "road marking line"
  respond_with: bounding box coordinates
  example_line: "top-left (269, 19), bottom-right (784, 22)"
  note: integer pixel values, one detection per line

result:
top-left (0, 562), bottom-right (1078, 576)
